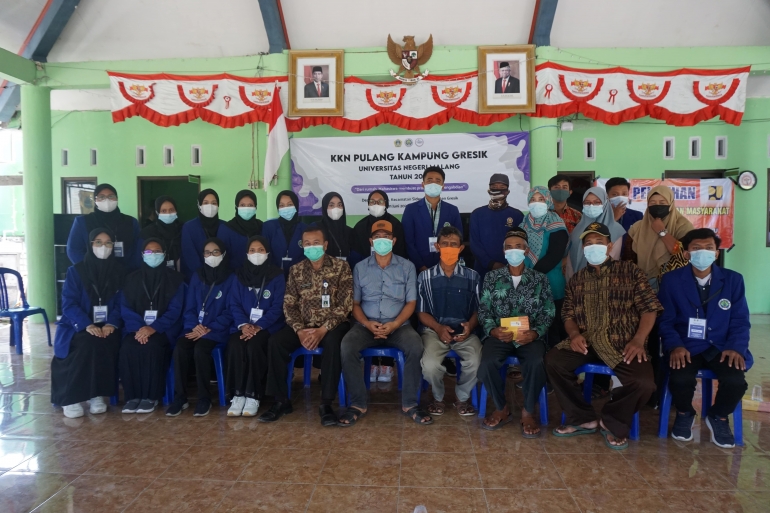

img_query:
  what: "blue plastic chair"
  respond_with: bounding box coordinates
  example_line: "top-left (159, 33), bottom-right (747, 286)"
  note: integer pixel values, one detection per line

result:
top-left (0, 267), bottom-right (51, 354)
top-left (164, 343), bottom-right (226, 406)
top-left (287, 347), bottom-right (347, 406)
top-left (362, 347), bottom-right (406, 391)
top-left (478, 356), bottom-right (549, 426)
top-left (420, 349), bottom-right (479, 409)
top-left (657, 369), bottom-right (743, 446)
top-left (558, 363), bottom-right (640, 441)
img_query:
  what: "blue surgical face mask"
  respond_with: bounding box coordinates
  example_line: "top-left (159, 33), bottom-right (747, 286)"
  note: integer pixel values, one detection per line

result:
top-left (372, 238), bottom-right (393, 256)
top-left (609, 196), bottom-right (629, 207)
top-left (158, 213), bottom-right (177, 224)
top-left (424, 183), bottom-right (443, 198)
top-left (303, 245), bottom-right (325, 262)
top-left (143, 252), bottom-right (165, 268)
top-left (583, 205), bottom-right (604, 219)
top-left (504, 248), bottom-right (526, 266)
top-left (238, 207), bottom-right (256, 220)
top-left (583, 244), bottom-right (609, 265)
top-left (528, 202), bottom-right (548, 218)
top-left (278, 206), bottom-right (296, 220)
top-left (689, 249), bottom-right (717, 271)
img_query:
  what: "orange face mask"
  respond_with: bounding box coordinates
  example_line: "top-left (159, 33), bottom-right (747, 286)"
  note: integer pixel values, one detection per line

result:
top-left (439, 247), bottom-right (461, 266)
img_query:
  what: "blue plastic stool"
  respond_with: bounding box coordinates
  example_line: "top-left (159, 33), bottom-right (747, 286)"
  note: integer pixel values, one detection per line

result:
top-left (287, 347), bottom-right (348, 407)
top-left (0, 267), bottom-right (52, 354)
top-left (362, 347), bottom-right (406, 391)
top-left (558, 363), bottom-right (640, 441)
top-left (420, 349), bottom-right (478, 409)
top-left (657, 368), bottom-right (743, 446)
top-left (164, 343), bottom-right (226, 406)
top-left (478, 356), bottom-right (549, 426)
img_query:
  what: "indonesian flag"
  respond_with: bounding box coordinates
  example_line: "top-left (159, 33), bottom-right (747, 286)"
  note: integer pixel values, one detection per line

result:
top-left (264, 88), bottom-right (289, 190)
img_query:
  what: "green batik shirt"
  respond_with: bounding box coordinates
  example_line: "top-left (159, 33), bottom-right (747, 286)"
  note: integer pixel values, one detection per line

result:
top-left (478, 266), bottom-right (555, 347)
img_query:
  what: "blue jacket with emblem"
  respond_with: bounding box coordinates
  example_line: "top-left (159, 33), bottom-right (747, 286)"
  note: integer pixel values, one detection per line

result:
top-left (180, 218), bottom-right (229, 282)
top-left (261, 218), bottom-right (306, 278)
top-left (402, 199), bottom-right (463, 271)
top-left (182, 272), bottom-right (235, 344)
top-left (228, 273), bottom-right (286, 335)
top-left (658, 264), bottom-right (752, 369)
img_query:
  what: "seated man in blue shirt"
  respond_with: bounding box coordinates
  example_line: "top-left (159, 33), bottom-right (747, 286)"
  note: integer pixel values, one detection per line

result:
top-left (418, 226), bottom-right (482, 417)
top-left (658, 228), bottom-right (751, 448)
top-left (339, 220), bottom-right (432, 426)
top-left (402, 166), bottom-right (463, 273)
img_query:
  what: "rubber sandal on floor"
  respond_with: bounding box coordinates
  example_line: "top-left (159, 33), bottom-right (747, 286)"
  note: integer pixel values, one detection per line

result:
top-left (601, 429), bottom-right (628, 450)
top-left (482, 412), bottom-right (513, 431)
top-left (552, 425), bottom-right (599, 437)
top-left (521, 417), bottom-right (541, 439)
top-left (337, 407), bottom-right (366, 427)
top-left (403, 405), bottom-right (433, 425)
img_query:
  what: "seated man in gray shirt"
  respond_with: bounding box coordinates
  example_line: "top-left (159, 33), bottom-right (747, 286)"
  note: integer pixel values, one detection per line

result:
top-left (338, 220), bottom-right (432, 427)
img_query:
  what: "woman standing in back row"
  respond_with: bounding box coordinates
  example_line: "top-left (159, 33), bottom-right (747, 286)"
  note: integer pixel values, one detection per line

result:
top-left (181, 189), bottom-right (227, 281)
top-left (262, 190), bottom-right (306, 278)
top-left (219, 189), bottom-right (263, 270)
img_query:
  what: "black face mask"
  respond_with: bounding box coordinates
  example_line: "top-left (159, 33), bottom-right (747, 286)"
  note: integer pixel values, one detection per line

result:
top-left (648, 205), bottom-right (670, 219)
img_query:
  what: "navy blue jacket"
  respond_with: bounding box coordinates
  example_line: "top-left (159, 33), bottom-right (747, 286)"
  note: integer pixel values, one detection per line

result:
top-left (402, 199), bottom-right (463, 271)
top-left (228, 274), bottom-right (287, 335)
top-left (66, 215), bottom-right (141, 271)
top-left (121, 280), bottom-right (186, 342)
top-left (262, 218), bottom-right (306, 278)
top-left (469, 205), bottom-right (524, 281)
top-left (53, 266), bottom-right (124, 358)
top-left (658, 264), bottom-right (752, 369)
top-left (183, 273), bottom-right (236, 344)
top-left (619, 208), bottom-right (643, 251)
top-left (180, 218), bottom-right (227, 281)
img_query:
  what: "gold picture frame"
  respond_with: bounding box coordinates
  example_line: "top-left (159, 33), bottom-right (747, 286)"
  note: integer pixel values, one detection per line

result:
top-left (478, 45), bottom-right (536, 114)
top-left (288, 49), bottom-right (344, 117)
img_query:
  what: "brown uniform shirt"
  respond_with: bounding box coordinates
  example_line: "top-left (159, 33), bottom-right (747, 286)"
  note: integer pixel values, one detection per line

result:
top-left (284, 256), bottom-right (353, 333)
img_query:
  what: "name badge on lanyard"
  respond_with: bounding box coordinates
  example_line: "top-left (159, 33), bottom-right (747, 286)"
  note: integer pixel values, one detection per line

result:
top-left (166, 260), bottom-right (175, 268)
top-left (113, 241), bottom-right (124, 258)
top-left (688, 318), bottom-right (707, 340)
top-left (250, 308), bottom-right (263, 323)
top-left (428, 236), bottom-right (438, 253)
top-left (198, 310), bottom-right (206, 323)
top-left (93, 305), bottom-right (108, 324)
top-left (144, 310), bottom-right (158, 325)
top-left (321, 280), bottom-right (331, 308)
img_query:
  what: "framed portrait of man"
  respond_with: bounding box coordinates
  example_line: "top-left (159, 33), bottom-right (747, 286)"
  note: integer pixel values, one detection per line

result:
top-left (478, 45), bottom-right (536, 114)
top-left (288, 50), bottom-right (344, 117)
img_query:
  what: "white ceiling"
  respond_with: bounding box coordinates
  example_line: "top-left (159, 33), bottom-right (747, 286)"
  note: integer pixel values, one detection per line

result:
top-left (0, 0), bottom-right (48, 55)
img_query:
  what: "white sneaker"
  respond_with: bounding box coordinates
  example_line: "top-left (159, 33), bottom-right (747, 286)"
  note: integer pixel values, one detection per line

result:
top-left (63, 403), bottom-right (84, 419)
top-left (369, 365), bottom-right (379, 382)
top-left (242, 398), bottom-right (259, 417)
top-left (89, 396), bottom-right (107, 415)
top-left (378, 365), bottom-right (394, 383)
top-left (228, 396), bottom-right (246, 417)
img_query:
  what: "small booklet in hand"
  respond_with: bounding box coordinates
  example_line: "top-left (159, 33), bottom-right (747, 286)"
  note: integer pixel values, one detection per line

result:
top-left (500, 317), bottom-right (529, 339)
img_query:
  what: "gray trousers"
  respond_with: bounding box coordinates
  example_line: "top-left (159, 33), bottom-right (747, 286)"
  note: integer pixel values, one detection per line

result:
top-left (341, 323), bottom-right (423, 410)
top-left (477, 337), bottom-right (547, 414)
top-left (420, 329), bottom-right (481, 402)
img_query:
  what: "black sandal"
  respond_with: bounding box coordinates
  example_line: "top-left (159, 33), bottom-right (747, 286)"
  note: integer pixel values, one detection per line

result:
top-left (403, 406), bottom-right (433, 425)
top-left (337, 407), bottom-right (366, 427)
top-left (319, 405), bottom-right (338, 427)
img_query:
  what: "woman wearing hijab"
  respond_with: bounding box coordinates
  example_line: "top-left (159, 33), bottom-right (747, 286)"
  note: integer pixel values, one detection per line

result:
top-left (219, 190), bottom-right (264, 270)
top-left (351, 189), bottom-right (407, 267)
top-left (566, 187), bottom-right (626, 280)
top-left (67, 183), bottom-right (141, 271)
top-left (262, 190), bottom-right (306, 278)
top-left (119, 238), bottom-right (185, 414)
top-left (139, 195), bottom-right (183, 271)
top-left (181, 189), bottom-right (228, 281)
top-left (519, 186), bottom-right (569, 347)
top-left (166, 238), bottom-right (236, 417)
top-left (52, 228), bottom-right (125, 418)
top-left (226, 235), bottom-right (286, 417)
top-left (319, 192), bottom-right (355, 263)
top-left (626, 185), bottom-right (695, 290)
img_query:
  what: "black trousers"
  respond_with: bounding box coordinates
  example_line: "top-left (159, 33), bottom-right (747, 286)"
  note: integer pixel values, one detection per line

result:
top-left (265, 323), bottom-right (349, 403)
top-left (119, 332), bottom-right (170, 402)
top-left (226, 330), bottom-right (270, 399)
top-left (477, 337), bottom-right (547, 414)
top-left (51, 329), bottom-right (120, 406)
top-left (173, 336), bottom-right (218, 402)
top-left (668, 351), bottom-right (747, 418)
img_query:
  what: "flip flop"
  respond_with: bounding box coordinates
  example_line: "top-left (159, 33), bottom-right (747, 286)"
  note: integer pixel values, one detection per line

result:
top-left (552, 425), bottom-right (599, 437)
top-left (521, 417), bottom-right (541, 439)
top-left (601, 429), bottom-right (628, 450)
top-left (482, 413), bottom-right (513, 431)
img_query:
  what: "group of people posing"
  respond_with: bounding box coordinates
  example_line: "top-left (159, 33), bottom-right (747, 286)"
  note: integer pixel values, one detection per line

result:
top-left (51, 168), bottom-right (752, 451)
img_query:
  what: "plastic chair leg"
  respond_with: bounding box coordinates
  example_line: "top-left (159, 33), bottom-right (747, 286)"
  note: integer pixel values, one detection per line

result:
top-left (733, 401), bottom-right (743, 446)
top-left (338, 375), bottom-right (347, 407)
top-left (363, 357), bottom-right (372, 390)
top-left (12, 317), bottom-right (23, 354)
top-left (213, 348), bottom-right (226, 406)
top-left (303, 355), bottom-right (312, 388)
top-left (164, 363), bottom-right (174, 406)
top-left (287, 354), bottom-right (299, 400)
top-left (629, 412), bottom-right (640, 441)
top-left (395, 351), bottom-right (405, 391)
top-left (41, 311), bottom-right (52, 347)
top-left (701, 378), bottom-right (713, 418)
top-left (657, 376), bottom-right (673, 438)
top-left (538, 386), bottom-right (549, 426)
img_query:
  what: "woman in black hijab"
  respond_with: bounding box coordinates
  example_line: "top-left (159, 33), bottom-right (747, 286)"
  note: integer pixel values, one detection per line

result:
top-left (66, 183), bottom-right (142, 271)
top-left (262, 190), bottom-right (307, 277)
top-left (139, 195), bottom-right (183, 270)
top-left (221, 189), bottom-right (263, 269)
top-left (52, 228), bottom-right (126, 418)
top-left (351, 189), bottom-right (408, 261)
top-left (181, 188), bottom-right (227, 281)
top-left (320, 192), bottom-right (355, 263)
top-left (225, 235), bottom-right (286, 417)
top-left (119, 237), bottom-right (186, 414)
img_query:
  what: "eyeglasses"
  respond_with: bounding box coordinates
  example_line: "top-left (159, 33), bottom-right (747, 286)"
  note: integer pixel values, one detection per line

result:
top-left (95, 194), bottom-right (117, 201)
top-left (142, 250), bottom-right (164, 255)
top-left (368, 200), bottom-right (386, 206)
top-left (372, 233), bottom-right (393, 240)
top-left (91, 241), bottom-right (114, 248)
top-left (203, 250), bottom-right (222, 257)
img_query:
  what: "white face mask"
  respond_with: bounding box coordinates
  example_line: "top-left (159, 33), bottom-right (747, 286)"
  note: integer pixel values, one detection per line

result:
top-left (247, 252), bottom-right (269, 266)
top-left (199, 204), bottom-right (218, 218)
top-left (96, 199), bottom-right (118, 213)
top-left (204, 254), bottom-right (224, 268)
top-left (93, 245), bottom-right (112, 259)
top-left (327, 207), bottom-right (344, 221)
top-left (369, 205), bottom-right (386, 218)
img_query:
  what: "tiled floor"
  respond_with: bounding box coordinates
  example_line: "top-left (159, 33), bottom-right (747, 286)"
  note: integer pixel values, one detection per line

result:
top-left (0, 317), bottom-right (769, 512)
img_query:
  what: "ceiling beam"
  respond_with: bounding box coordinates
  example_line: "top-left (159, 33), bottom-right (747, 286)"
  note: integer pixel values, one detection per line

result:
top-left (529, 0), bottom-right (559, 47)
top-left (258, 0), bottom-right (290, 54)
top-left (0, 47), bottom-right (37, 84)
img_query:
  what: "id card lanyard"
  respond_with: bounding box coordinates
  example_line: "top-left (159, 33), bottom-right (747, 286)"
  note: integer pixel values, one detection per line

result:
top-left (197, 283), bottom-right (216, 324)
top-left (142, 280), bottom-right (163, 312)
top-left (428, 202), bottom-right (439, 253)
top-left (250, 276), bottom-right (267, 323)
top-left (686, 280), bottom-right (722, 340)
top-left (91, 283), bottom-right (109, 323)
top-left (321, 280), bottom-right (331, 308)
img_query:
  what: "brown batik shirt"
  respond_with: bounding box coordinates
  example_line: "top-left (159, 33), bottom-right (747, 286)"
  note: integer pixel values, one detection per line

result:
top-left (557, 259), bottom-right (663, 368)
top-left (284, 255), bottom-right (353, 333)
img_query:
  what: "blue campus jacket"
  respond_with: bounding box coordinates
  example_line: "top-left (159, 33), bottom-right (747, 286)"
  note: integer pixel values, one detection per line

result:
top-left (53, 266), bottom-right (124, 359)
top-left (402, 199), bottom-right (463, 271)
top-left (66, 215), bottom-right (142, 271)
top-left (227, 274), bottom-right (287, 335)
top-left (262, 218), bottom-right (306, 278)
top-left (469, 205), bottom-right (524, 281)
top-left (120, 279), bottom-right (186, 342)
top-left (182, 273), bottom-right (236, 344)
top-left (180, 218), bottom-right (227, 282)
top-left (658, 264), bottom-right (753, 369)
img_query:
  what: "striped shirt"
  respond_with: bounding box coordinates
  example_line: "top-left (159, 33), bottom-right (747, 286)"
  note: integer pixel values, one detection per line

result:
top-left (417, 263), bottom-right (480, 329)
